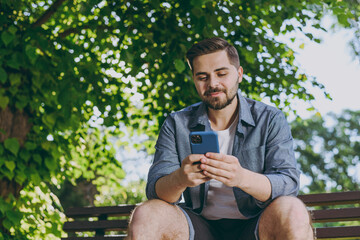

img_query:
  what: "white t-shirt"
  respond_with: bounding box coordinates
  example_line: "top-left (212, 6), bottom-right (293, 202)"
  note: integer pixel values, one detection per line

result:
top-left (201, 115), bottom-right (247, 220)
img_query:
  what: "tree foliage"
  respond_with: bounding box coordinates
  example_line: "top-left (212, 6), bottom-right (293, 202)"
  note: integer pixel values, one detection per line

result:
top-left (292, 110), bottom-right (360, 193)
top-left (0, 0), bottom-right (358, 238)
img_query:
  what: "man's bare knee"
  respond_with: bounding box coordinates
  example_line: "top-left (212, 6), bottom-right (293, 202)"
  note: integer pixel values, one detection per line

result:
top-left (128, 199), bottom-right (189, 240)
top-left (275, 196), bottom-right (310, 222)
top-left (130, 199), bottom-right (166, 222)
top-left (260, 196), bottom-right (313, 240)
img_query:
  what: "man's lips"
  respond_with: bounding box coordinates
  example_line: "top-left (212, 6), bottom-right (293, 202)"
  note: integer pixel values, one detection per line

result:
top-left (209, 92), bottom-right (222, 97)
top-left (205, 91), bottom-right (224, 97)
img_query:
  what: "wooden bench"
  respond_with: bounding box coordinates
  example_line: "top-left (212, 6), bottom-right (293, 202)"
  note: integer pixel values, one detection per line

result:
top-left (62, 191), bottom-right (360, 239)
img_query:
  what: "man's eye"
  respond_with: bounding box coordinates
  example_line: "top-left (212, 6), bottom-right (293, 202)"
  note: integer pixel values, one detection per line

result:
top-left (218, 73), bottom-right (227, 77)
top-left (198, 76), bottom-right (207, 81)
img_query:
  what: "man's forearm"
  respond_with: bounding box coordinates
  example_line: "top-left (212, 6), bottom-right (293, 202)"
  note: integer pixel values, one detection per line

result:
top-left (155, 169), bottom-right (188, 203)
top-left (239, 169), bottom-right (272, 202)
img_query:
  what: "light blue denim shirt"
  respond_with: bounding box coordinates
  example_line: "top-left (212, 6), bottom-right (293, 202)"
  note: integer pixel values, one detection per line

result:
top-left (146, 90), bottom-right (300, 218)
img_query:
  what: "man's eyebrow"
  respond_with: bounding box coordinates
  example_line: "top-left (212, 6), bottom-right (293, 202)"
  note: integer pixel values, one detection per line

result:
top-left (195, 72), bottom-right (207, 76)
top-left (214, 67), bottom-right (229, 72)
top-left (195, 67), bottom-right (229, 76)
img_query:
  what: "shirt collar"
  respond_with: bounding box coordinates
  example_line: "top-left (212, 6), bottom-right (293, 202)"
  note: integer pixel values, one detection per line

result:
top-left (237, 90), bottom-right (256, 127)
top-left (189, 102), bottom-right (210, 131)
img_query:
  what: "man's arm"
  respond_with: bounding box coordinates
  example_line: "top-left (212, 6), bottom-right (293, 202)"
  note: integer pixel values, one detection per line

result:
top-left (155, 169), bottom-right (186, 203)
top-left (156, 154), bottom-right (211, 203)
top-left (234, 167), bottom-right (272, 202)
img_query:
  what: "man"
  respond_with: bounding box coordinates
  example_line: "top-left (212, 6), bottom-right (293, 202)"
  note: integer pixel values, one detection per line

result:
top-left (127, 37), bottom-right (313, 240)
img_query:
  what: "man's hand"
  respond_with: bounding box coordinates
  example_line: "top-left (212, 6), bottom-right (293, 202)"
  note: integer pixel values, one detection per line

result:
top-left (176, 154), bottom-right (211, 188)
top-left (155, 154), bottom-right (211, 203)
top-left (200, 152), bottom-right (272, 202)
top-left (199, 152), bottom-right (244, 188)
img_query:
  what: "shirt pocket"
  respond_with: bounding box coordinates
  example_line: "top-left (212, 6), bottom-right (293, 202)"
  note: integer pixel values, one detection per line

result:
top-left (237, 145), bottom-right (265, 173)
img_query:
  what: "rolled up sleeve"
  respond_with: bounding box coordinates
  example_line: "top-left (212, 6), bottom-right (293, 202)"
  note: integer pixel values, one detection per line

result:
top-left (263, 112), bottom-right (300, 200)
top-left (146, 116), bottom-right (182, 201)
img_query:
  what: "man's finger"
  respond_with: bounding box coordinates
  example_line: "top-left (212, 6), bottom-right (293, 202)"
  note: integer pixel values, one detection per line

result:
top-left (187, 154), bottom-right (205, 163)
top-left (203, 170), bottom-right (228, 182)
top-left (205, 152), bottom-right (226, 161)
top-left (201, 164), bottom-right (229, 178)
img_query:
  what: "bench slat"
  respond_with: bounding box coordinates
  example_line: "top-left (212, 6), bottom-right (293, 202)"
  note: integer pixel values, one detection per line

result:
top-left (298, 191), bottom-right (360, 206)
top-left (316, 226), bottom-right (360, 239)
top-left (63, 220), bottom-right (128, 232)
top-left (311, 208), bottom-right (360, 222)
top-left (65, 205), bottom-right (137, 218)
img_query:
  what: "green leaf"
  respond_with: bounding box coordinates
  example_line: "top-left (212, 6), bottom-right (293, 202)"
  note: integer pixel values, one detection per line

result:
top-left (8, 26), bottom-right (17, 35)
top-left (30, 172), bottom-right (41, 185)
top-left (305, 33), bottom-right (313, 40)
top-left (73, 168), bottom-right (82, 179)
top-left (2, 218), bottom-right (12, 230)
top-left (42, 114), bottom-right (57, 129)
top-left (338, 14), bottom-right (349, 26)
top-left (4, 161), bottom-right (15, 172)
top-left (45, 157), bottom-right (57, 171)
top-left (9, 73), bottom-right (21, 86)
top-left (0, 95), bottom-right (9, 109)
top-left (19, 149), bottom-right (31, 162)
top-left (25, 142), bottom-right (37, 151)
top-left (15, 169), bottom-right (27, 184)
top-left (41, 141), bottom-right (52, 151)
top-left (7, 52), bottom-right (21, 70)
top-left (15, 95), bottom-right (29, 110)
top-left (0, 67), bottom-right (7, 84)
top-left (1, 167), bottom-right (14, 180)
top-left (174, 59), bottom-right (186, 73)
top-left (1, 31), bottom-right (14, 46)
top-left (0, 198), bottom-right (11, 214)
top-left (25, 45), bottom-right (38, 65)
top-left (4, 138), bottom-right (20, 156)
top-left (33, 154), bottom-right (42, 164)
top-left (6, 210), bottom-right (23, 225)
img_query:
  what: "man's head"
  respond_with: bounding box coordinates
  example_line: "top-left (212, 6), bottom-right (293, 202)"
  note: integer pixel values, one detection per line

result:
top-left (186, 37), bottom-right (243, 111)
top-left (186, 37), bottom-right (240, 72)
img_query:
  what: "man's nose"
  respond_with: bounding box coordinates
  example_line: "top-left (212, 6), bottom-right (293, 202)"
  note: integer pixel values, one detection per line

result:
top-left (208, 75), bottom-right (219, 88)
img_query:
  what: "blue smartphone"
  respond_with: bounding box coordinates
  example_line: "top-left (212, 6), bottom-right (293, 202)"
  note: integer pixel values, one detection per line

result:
top-left (189, 131), bottom-right (220, 154)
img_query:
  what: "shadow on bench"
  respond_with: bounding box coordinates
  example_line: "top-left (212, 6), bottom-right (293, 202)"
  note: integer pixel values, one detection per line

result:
top-left (62, 191), bottom-right (360, 239)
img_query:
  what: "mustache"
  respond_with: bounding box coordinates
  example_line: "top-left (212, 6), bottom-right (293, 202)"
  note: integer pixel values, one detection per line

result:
top-left (204, 88), bottom-right (226, 96)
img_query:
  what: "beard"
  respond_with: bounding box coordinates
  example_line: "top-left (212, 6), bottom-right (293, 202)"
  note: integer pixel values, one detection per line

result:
top-left (201, 79), bottom-right (239, 110)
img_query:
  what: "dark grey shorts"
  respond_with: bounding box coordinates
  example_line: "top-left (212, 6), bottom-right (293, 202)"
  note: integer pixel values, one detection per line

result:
top-left (180, 207), bottom-right (260, 240)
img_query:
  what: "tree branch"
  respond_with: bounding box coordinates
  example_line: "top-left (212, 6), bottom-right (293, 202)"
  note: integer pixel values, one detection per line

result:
top-left (32, 0), bottom-right (67, 28)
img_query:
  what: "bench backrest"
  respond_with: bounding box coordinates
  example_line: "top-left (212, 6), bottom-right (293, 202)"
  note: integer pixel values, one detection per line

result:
top-left (62, 191), bottom-right (360, 239)
top-left (298, 191), bottom-right (360, 239)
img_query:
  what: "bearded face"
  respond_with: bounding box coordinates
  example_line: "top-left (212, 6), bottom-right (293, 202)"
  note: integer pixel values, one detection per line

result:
top-left (192, 51), bottom-right (243, 111)
top-left (201, 77), bottom-right (239, 110)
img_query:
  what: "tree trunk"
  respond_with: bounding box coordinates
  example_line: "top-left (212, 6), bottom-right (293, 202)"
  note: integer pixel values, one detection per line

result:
top-left (0, 106), bottom-right (32, 232)
top-left (0, 107), bottom-right (32, 146)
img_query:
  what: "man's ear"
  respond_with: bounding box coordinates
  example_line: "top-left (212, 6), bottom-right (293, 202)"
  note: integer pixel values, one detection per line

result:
top-left (237, 66), bottom-right (243, 83)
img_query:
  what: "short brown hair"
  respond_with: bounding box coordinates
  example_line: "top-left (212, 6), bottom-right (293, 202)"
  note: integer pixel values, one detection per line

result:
top-left (186, 37), bottom-right (240, 71)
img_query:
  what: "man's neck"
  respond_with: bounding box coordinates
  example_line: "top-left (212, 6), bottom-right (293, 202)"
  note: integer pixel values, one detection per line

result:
top-left (208, 98), bottom-right (239, 131)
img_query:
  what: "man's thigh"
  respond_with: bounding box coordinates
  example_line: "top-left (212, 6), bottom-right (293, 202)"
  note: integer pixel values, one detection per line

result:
top-left (181, 207), bottom-right (259, 240)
